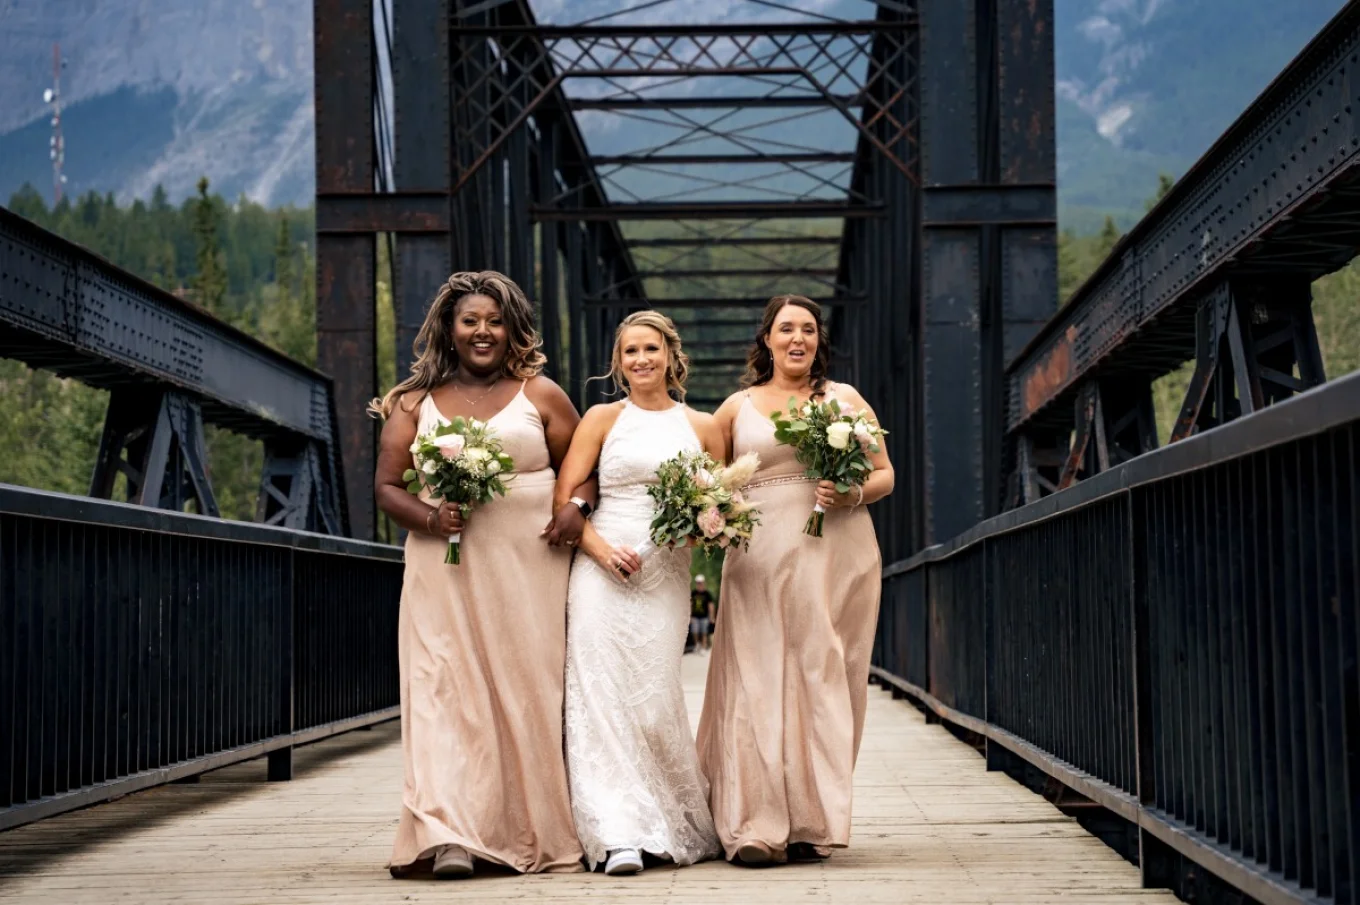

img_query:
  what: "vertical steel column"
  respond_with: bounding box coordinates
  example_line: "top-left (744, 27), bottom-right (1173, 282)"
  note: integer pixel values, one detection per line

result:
top-left (919, 0), bottom-right (983, 546)
top-left (538, 118), bottom-right (564, 383)
top-left (995, 0), bottom-right (1058, 504)
top-left (393, 0), bottom-right (452, 379)
top-left (315, 0), bottom-right (378, 539)
top-left (917, 0), bottom-right (1054, 545)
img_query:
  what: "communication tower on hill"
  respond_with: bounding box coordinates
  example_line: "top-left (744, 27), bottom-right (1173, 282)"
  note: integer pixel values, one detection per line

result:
top-left (43, 43), bottom-right (67, 205)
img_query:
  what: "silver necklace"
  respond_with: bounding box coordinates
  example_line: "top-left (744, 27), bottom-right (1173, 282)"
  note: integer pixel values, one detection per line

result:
top-left (451, 375), bottom-right (501, 408)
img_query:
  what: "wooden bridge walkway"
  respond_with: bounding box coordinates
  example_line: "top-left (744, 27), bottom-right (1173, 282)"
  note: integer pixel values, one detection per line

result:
top-left (0, 655), bottom-right (1175, 904)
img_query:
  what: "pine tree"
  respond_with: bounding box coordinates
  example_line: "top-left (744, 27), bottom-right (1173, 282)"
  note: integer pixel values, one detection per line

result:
top-left (274, 215), bottom-right (294, 302)
top-left (1097, 215), bottom-right (1121, 257)
top-left (191, 176), bottom-right (227, 314)
top-left (1143, 172), bottom-right (1175, 212)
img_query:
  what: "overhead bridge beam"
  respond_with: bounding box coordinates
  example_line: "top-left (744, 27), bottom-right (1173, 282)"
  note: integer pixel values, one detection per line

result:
top-left (584, 296), bottom-right (855, 308)
top-left (591, 153), bottom-right (856, 166)
top-left (572, 95), bottom-right (865, 111)
top-left (532, 202), bottom-right (883, 221)
top-left (450, 20), bottom-right (917, 37)
top-left (629, 236), bottom-right (841, 248)
top-left (634, 268), bottom-right (839, 280)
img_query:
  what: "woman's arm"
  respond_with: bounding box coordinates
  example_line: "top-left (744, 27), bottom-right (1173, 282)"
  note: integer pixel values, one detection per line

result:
top-left (711, 393), bottom-right (744, 463)
top-left (527, 376), bottom-right (598, 545)
top-left (685, 409), bottom-right (728, 464)
top-left (373, 395), bottom-right (461, 537)
top-left (813, 386), bottom-right (895, 511)
top-left (551, 404), bottom-right (640, 580)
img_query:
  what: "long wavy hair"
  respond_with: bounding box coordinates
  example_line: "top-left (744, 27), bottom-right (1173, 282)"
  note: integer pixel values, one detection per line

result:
top-left (740, 294), bottom-right (830, 393)
top-left (593, 310), bottom-right (690, 401)
top-left (369, 270), bottom-right (546, 418)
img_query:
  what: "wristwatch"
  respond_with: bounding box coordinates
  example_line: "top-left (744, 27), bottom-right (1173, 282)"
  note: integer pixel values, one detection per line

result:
top-left (569, 496), bottom-right (593, 518)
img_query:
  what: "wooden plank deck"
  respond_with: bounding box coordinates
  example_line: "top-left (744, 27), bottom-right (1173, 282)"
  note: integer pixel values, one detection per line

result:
top-left (0, 654), bottom-right (1176, 904)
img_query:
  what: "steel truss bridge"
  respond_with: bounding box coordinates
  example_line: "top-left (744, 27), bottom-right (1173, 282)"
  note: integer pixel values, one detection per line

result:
top-left (0, 2), bottom-right (1358, 904)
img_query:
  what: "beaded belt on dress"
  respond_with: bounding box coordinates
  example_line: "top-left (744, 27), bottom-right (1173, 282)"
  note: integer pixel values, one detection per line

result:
top-left (745, 474), bottom-right (815, 490)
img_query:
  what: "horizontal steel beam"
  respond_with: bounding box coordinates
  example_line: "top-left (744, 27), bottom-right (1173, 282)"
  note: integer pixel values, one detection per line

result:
top-left (591, 153), bottom-right (856, 166)
top-left (635, 268), bottom-right (839, 279)
top-left (1006, 2), bottom-right (1360, 432)
top-left (584, 296), bottom-right (854, 308)
top-left (316, 192), bottom-right (449, 234)
top-left (0, 207), bottom-right (338, 444)
top-left (629, 236), bottom-right (841, 248)
top-left (532, 202), bottom-right (884, 221)
top-left (572, 95), bottom-right (864, 111)
top-left (451, 21), bottom-right (916, 37)
top-left (922, 184), bottom-right (1056, 227)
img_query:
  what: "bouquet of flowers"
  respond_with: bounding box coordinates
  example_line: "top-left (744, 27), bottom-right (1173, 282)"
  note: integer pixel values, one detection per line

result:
top-left (770, 397), bottom-right (886, 537)
top-left (633, 451), bottom-right (762, 564)
top-left (403, 416), bottom-right (515, 564)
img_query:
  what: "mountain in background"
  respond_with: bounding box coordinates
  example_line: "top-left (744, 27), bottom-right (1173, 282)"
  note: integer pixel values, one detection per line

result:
top-left (0, 0), bottom-right (312, 207)
top-left (1056, 0), bottom-right (1344, 231)
top-left (0, 0), bottom-right (1349, 227)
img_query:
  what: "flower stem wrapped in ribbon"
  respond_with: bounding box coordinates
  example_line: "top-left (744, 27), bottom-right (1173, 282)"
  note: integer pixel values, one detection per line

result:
top-left (632, 450), bottom-right (762, 567)
top-left (769, 396), bottom-right (886, 537)
top-left (403, 416), bottom-right (515, 564)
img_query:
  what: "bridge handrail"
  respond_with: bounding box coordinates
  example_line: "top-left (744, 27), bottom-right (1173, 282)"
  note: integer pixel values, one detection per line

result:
top-left (888, 367), bottom-right (1360, 575)
top-left (0, 488), bottom-right (402, 831)
top-left (876, 368), bottom-right (1360, 905)
top-left (0, 484), bottom-right (400, 562)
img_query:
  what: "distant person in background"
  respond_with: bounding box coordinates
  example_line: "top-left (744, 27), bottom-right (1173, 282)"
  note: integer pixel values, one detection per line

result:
top-left (690, 575), bottom-right (715, 653)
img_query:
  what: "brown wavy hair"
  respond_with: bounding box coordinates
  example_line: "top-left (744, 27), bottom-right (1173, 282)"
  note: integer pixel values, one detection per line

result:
top-left (369, 270), bottom-right (546, 418)
top-left (594, 310), bottom-right (690, 401)
top-left (740, 294), bottom-right (830, 393)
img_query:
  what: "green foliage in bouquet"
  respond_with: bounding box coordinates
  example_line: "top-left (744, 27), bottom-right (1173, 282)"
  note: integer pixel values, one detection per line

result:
top-left (646, 450), bottom-right (761, 553)
top-left (403, 416), bottom-right (514, 563)
top-left (769, 396), bottom-right (886, 536)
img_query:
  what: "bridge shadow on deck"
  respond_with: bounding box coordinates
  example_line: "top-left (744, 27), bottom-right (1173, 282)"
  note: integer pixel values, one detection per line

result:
top-left (0, 655), bottom-right (1174, 904)
top-left (0, 726), bottom-right (397, 883)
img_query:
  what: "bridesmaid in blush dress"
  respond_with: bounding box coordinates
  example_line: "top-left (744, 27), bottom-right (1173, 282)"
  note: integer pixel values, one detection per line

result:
top-left (372, 271), bottom-right (592, 878)
top-left (697, 295), bottom-right (894, 866)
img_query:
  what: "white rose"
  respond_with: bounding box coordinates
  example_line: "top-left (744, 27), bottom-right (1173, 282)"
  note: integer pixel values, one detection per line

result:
top-left (464, 447), bottom-right (491, 463)
top-left (409, 440), bottom-right (421, 454)
top-left (486, 459), bottom-right (502, 475)
top-left (826, 421), bottom-right (853, 450)
top-left (421, 459), bottom-right (438, 475)
top-left (694, 468), bottom-right (715, 489)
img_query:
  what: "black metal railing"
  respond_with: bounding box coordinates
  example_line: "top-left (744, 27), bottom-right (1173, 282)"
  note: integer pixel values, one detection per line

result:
top-left (874, 369), bottom-right (1360, 905)
top-left (0, 487), bottom-right (402, 831)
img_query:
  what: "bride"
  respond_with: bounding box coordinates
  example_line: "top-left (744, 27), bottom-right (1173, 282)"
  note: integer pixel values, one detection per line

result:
top-left (551, 310), bottom-right (724, 875)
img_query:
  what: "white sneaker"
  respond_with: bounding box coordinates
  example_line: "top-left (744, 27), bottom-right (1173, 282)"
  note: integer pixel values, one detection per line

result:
top-left (432, 843), bottom-right (473, 878)
top-left (604, 848), bottom-right (644, 875)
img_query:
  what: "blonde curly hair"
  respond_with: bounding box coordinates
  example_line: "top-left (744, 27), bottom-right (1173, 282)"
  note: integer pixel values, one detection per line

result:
top-left (595, 310), bottom-right (690, 400)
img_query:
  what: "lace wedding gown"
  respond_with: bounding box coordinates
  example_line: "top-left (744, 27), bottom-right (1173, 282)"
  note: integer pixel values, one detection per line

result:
top-left (563, 400), bottom-right (721, 870)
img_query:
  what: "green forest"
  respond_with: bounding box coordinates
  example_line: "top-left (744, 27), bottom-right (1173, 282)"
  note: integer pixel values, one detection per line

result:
top-left (2, 176), bottom-right (1356, 534)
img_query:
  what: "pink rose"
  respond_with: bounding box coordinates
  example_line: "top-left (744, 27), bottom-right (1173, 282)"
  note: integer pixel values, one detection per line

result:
top-left (433, 433), bottom-right (466, 460)
top-left (854, 421), bottom-right (874, 451)
top-left (697, 506), bottom-right (726, 539)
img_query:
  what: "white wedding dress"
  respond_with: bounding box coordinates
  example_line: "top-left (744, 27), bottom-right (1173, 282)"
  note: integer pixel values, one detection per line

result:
top-left (564, 400), bottom-right (722, 870)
